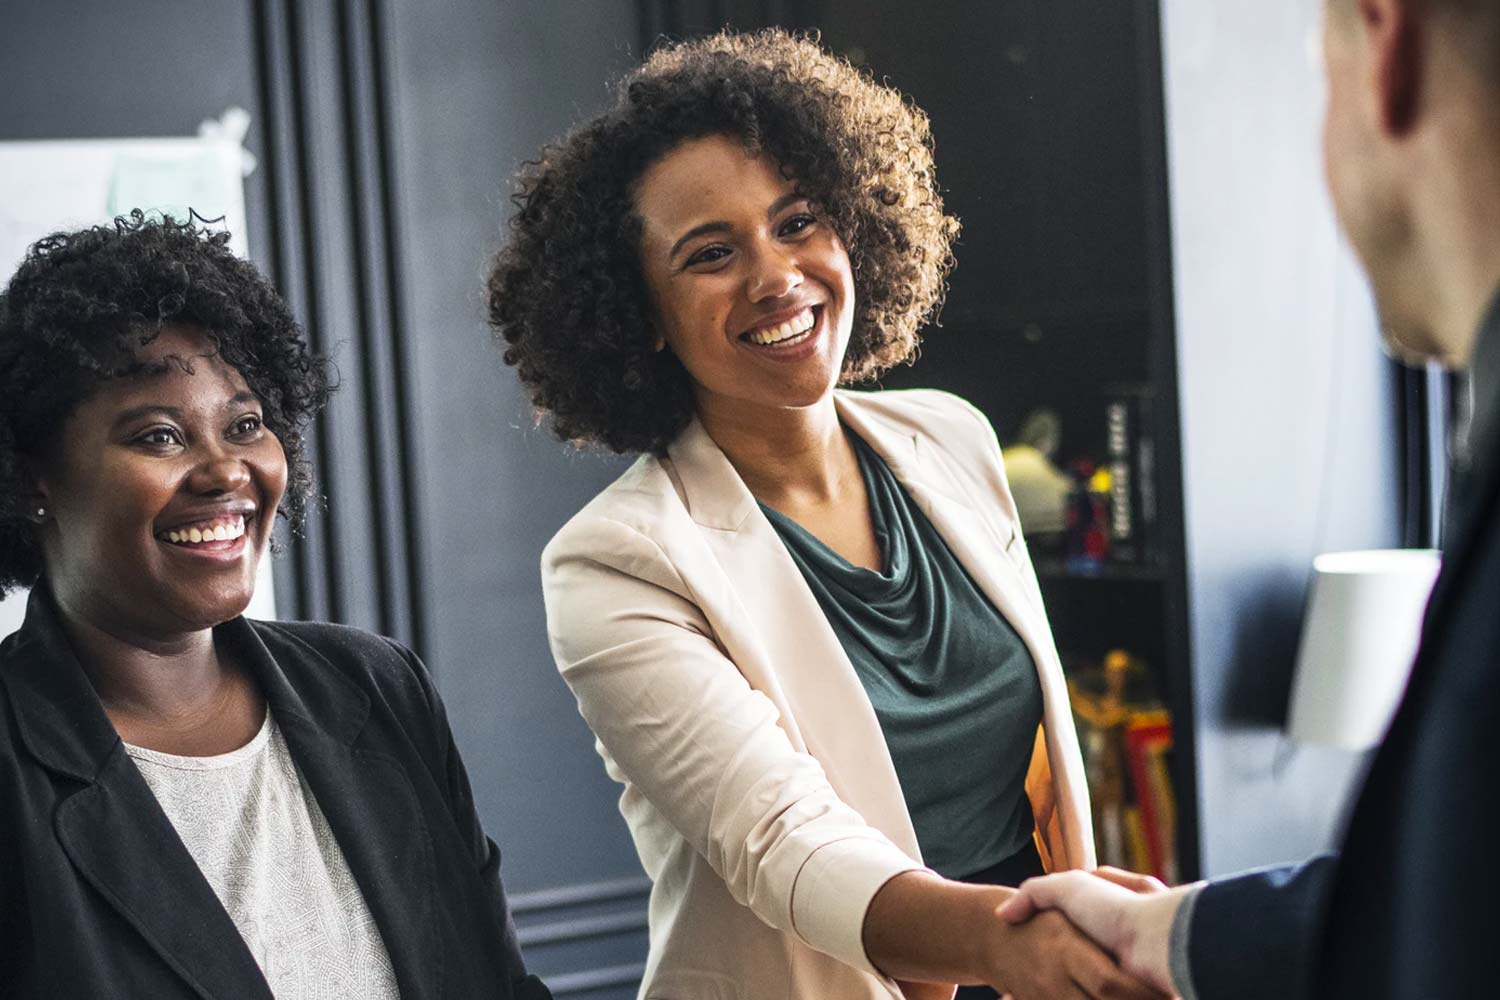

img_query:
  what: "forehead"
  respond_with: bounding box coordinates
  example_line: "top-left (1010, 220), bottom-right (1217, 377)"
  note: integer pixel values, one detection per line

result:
top-left (633, 135), bottom-right (797, 240)
top-left (92, 326), bottom-right (251, 408)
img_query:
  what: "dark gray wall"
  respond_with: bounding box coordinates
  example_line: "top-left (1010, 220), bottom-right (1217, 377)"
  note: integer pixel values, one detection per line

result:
top-left (1159, 0), bottom-right (1402, 876)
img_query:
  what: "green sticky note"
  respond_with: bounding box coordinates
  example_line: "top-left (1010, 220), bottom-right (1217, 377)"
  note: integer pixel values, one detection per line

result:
top-left (107, 146), bottom-right (234, 226)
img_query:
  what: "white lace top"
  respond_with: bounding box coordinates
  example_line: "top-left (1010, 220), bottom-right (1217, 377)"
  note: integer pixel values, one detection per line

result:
top-left (125, 712), bottom-right (400, 999)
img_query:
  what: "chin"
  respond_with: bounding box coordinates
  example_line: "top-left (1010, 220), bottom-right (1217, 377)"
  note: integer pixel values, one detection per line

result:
top-left (1381, 321), bottom-right (1451, 369)
top-left (1371, 271), bottom-right (1450, 368)
top-left (161, 586), bottom-right (257, 631)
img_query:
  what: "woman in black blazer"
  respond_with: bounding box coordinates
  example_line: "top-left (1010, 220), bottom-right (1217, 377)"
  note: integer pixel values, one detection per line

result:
top-left (0, 213), bottom-right (550, 1000)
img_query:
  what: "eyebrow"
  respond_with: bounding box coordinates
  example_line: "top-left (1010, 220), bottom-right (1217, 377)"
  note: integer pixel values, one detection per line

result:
top-left (667, 191), bottom-right (809, 261)
top-left (111, 392), bottom-right (262, 428)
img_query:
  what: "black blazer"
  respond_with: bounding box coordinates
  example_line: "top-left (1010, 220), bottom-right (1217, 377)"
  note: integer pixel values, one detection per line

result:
top-left (1187, 293), bottom-right (1500, 999)
top-left (0, 588), bottom-right (551, 1000)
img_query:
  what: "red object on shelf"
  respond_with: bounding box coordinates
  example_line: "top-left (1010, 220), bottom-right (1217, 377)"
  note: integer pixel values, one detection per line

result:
top-left (1125, 717), bottom-right (1174, 881)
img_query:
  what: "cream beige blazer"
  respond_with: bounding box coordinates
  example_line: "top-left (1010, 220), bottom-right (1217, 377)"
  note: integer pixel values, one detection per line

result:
top-left (542, 389), bottom-right (1094, 1000)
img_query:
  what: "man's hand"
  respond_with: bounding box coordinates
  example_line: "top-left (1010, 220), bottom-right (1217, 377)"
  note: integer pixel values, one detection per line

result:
top-left (996, 869), bottom-right (1198, 996)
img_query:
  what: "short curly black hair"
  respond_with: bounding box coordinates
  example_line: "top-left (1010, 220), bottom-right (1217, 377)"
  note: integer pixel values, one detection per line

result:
top-left (488, 28), bottom-right (959, 454)
top-left (0, 211), bottom-right (331, 596)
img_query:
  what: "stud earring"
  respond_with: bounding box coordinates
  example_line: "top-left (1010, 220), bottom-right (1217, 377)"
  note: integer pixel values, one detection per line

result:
top-left (29, 506), bottom-right (47, 523)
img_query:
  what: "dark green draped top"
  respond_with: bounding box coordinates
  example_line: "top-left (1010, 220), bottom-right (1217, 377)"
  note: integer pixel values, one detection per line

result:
top-left (761, 431), bottom-right (1042, 879)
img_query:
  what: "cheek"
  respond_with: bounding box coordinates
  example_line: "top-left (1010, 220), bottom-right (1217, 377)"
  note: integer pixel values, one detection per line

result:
top-left (820, 234), bottom-right (855, 297)
top-left (659, 284), bottom-right (731, 358)
top-left (257, 436), bottom-right (291, 508)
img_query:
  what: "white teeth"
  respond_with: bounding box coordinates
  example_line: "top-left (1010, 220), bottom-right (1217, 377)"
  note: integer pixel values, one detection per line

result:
top-left (163, 515), bottom-right (247, 546)
top-left (746, 307), bottom-right (816, 346)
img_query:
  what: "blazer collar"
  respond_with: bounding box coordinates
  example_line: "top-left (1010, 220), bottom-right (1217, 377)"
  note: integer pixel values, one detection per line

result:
top-left (1425, 285), bottom-right (1500, 636)
top-left (0, 586), bottom-right (368, 783)
top-left (663, 390), bottom-right (931, 533)
top-left (2, 587), bottom-right (120, 782)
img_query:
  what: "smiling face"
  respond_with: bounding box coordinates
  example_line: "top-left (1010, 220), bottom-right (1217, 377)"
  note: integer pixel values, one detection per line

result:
top-left (633, 134), bottom-right (857, 425)
top-left (33, 325), bottom-right (287, 641)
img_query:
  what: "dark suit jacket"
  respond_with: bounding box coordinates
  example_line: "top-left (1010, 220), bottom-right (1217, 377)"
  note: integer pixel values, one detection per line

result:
top-left (0, 587), bottom-right (551, 1000)
top-left (1188, 289), bottom-right (1500, 999)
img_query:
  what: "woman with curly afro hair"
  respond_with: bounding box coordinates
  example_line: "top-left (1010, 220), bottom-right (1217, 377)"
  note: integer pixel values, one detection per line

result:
top-left (0, 213), bottom-right (551, 1000)
top-left (490, 28), bottom-right (1151, 1000)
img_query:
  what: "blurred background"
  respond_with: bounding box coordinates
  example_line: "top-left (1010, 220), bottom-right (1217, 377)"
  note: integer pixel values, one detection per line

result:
top-left (1, 1), bottom-right (1448, 994)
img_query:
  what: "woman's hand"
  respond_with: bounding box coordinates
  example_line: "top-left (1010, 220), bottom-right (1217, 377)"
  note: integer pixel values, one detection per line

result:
top-left (863, 871), bottom-right (1169, 999)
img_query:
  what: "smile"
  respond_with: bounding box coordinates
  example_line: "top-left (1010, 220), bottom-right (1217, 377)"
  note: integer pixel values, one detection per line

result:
top-left (741, 305), bottom-right (818, 347)
top-left (157, 514), bottom-right (249, 548)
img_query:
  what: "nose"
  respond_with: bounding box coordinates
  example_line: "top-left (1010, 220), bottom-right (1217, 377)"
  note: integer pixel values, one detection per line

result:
top-left (746, 242), bottom-right (803, 303)
top-left (186, 450), bottom-right (251, 496)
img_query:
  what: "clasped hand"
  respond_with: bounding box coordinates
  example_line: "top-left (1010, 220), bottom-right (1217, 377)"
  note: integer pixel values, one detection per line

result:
top-left (996, 867), bottom-right (1196, 999)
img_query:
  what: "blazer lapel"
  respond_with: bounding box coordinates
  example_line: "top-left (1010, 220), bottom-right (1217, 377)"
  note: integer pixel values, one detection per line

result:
top-left (837, 394), bottom-right (1092, 870)
top-left (835, 397), bottom-right (1060, 688)
top-left (4, 590), bottom-right (272, 1000)
top-left (238, 622), bottom-right (441, 1000)
top-left (55, 756), bottom-right (276, 1000)
top-left (665, 418), bottom-right (923, 857)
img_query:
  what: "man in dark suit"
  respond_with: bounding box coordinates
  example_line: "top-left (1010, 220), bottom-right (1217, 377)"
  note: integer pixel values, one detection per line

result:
top-left (998, 0), bottom-right (1500, 996)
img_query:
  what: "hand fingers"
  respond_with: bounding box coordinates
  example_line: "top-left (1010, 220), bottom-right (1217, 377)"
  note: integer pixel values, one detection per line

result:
top-left (1067, 936), bottom-right (1171, 1000)
top-left (1071, 972), bottom-right (1170, 1000)
top-left (996, 888), bottom-right (1038, 923)
top-left (1093, 866), bottom-right (1169, 894)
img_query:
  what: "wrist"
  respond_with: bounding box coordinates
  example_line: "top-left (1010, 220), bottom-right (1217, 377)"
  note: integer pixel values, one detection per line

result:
top-left (863, 871), bottom-right (1015, 986)
top-left (1122, 885), bottom-right (1192, 992)
top-left (972, 885), bottom-right (1020, 985)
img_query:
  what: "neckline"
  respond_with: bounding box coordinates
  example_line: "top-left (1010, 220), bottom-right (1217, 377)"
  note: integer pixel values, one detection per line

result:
top-left (123, 708), bottom-right (275, 771)
top-left (760, 430), bottom-right (899, 579)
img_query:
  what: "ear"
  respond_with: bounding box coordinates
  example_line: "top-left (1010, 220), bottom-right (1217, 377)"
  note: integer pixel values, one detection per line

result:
top-left (18, 457), bottom-right (52, 524)
top-left (1360, 0), bottom-right (1423, 135)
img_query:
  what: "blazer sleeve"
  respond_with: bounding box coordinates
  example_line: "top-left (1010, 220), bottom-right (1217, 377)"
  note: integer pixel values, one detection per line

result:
top-left (542, 514), bottom-right (926, 978)
top-left (381, 636), bottom-right (554, 1000)
top-left (1183, 854), bottom-right (1336, 1000)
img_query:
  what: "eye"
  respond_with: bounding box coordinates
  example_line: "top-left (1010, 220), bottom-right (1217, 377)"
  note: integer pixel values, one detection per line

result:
top-left (778, 213), bottom-right (817, 237)
top-left (685, 244), bottom-right (732, 268)
top-left (231, 414), bottom-right (264, 438)
top-left (133, 426), bottom-right (183, 449)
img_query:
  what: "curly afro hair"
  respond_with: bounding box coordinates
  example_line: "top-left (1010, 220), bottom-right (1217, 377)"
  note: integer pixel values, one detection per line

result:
top-left (0, 211), bottom-right (331, 597)
top-left (488, 28), bottom-right (960, 454)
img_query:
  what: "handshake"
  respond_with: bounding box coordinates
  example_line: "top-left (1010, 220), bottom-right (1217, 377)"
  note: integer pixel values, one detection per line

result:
top-left (989, 866), bottom-right (1201, 1000)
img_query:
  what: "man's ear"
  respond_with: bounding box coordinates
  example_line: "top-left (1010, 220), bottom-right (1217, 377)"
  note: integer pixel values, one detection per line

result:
top-left (1361, 0), bottom-right (1424, 135)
